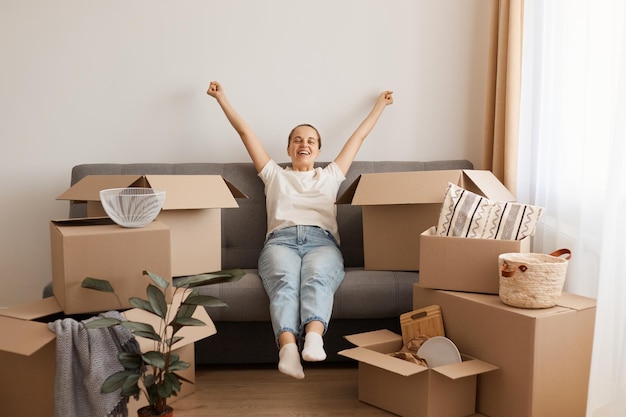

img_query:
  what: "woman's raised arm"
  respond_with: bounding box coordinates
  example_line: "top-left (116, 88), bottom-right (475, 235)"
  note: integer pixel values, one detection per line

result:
top-left (333, 90), bottom-right (394, 175)
top-left (207, 81), bottom-right (271, 173)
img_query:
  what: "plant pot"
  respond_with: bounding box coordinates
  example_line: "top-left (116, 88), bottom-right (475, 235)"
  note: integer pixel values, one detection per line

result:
top-left (137, 405), bottom-right (174, 417)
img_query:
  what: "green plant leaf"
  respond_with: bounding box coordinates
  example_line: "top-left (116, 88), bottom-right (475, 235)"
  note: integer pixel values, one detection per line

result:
top-left (83, 317), bottom-right (121, 329)
top-left (117, 352), bottom-right (143, 370)
top-left (166, 372), bottom-right (182, 392)
top-left (144, 374), bottom-right (157, 388)
top-left (120, 319), bottom-right (162, 340)
top-left (101, 370), bottom-right (137, 393)
top-left (157, 372), bottom-right (181, 398)
top-left (131, 330), bottom-right (162, 342)
top-left (128, 297), bottom-right (155, 314)
top-left (121, 373), bottom-right (140, 389)
top-left (174, 268), bottom-right (245, 288)
top-left (166, 336), bottom-right (184, 346)
top-left (173, 317), bottom-right (206, 326)
top-left (142, 351), bottom-right (166, 369)
top-left (143, 270), bottom-right (170, 290)
top-left (147, 284), bottom-right (168, 319)
top-left (183, 294), bottom-right (228, 307)
top-left (174, 303), bottom-right (197, 319)
top-left (81, 277), bottom-right (115, 293)
top-left (168, 359), bottom-right (190, 372)
top-left (121, 321), bottom-right (158, 337)
top-left (120, 378), bottom-right (141, 397)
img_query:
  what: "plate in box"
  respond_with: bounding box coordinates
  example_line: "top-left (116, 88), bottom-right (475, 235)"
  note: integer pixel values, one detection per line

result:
top-left (417, 336), bottom-right (462, 368)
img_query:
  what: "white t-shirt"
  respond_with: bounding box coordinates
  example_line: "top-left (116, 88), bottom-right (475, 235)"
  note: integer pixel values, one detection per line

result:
top-left (259, 160), bottom-right (346, 243)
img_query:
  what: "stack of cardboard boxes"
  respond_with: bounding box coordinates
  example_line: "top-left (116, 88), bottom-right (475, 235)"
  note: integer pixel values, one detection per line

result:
top-left (0, 174), bottom-right (245, 416)
top-left (337, 170), bottom-right (596, 417)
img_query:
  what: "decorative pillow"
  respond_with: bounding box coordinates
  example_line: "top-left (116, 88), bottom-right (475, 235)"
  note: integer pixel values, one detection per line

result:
top-left (436, 182), bottom-right (543, 240)
top-left (437, 182), bottom-right (494, 238)
top-left (482, 200), bottom-right (544, 240)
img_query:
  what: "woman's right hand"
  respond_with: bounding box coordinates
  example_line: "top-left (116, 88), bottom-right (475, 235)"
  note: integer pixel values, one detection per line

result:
top-left (207, 81), bottom-right (224, 99)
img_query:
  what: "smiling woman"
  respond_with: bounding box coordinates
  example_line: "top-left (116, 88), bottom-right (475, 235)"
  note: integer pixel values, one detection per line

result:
top-left (206, 81), bottom-right (393, 379)
top-left (287, 124), bottom-right (322, 171)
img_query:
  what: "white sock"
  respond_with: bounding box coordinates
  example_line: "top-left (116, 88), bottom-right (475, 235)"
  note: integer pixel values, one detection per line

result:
top-left (278, 343), bottom-right (305, 379)
top-left (302, 332), bottom-right (326, 362)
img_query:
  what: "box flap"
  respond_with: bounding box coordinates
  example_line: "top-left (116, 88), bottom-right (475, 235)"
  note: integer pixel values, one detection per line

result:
top-left (0, 316), bottom-right (56, 356)
top-left (57, 175), bottom-right (142, 202)
top-left (422, 226), bottom-right (437, 237)
top-left (338, 171), bottom-right (462, 206)
top-left (0, 297), bottom-right (62, 357)
top-left (344, 329), bottom-right (403, 349)
top-left (143, 175), bottom-right (242, 210)
top-left (461, 170), bottom-right (516, 201)
top-left (336, 175), bottom-right (363, 204)
top-left (57, 175), bottom-right (246, 210)
top-left (223, 178), bottom-right (249, 200)
top-left (123, 291), bottom-right (217, 352)
top-left (0, 296), bottom-right (63, 321)
top-left (339, 346), bottom-right (428, 376)
top-left (433, 357), bottom-right (498, 379)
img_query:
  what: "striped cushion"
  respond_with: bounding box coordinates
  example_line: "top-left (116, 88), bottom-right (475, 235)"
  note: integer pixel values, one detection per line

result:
top-left (436, 182), bottom-right (543, 240)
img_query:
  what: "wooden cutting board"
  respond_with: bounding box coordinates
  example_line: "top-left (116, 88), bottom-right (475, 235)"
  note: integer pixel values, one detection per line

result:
top-left (399, 305), bottom-right (445, 346)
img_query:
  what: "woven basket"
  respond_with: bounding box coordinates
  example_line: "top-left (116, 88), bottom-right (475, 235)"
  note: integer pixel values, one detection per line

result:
top-left (498, 249), bottom-right (571, 308)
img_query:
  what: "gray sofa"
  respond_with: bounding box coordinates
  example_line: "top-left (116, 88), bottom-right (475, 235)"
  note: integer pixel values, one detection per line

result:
top-left (47, 159), bottom-right (473, 364)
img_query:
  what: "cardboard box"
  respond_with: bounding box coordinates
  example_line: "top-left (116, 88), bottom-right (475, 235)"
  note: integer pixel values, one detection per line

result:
top-left (339, 329), bottom-right (497, 417)
top-left (0, 295), bottom-right (215, 417)
top-left (50, 218), bottom-right (172, 314)
top-left (419, 226), bottom-right (531, 294)
top-left (57, 175), bottom-right (247, 276)
top-left (337, 170), bottom-right (515, 270)
top-left (413, 285), bottom-right (596, 417)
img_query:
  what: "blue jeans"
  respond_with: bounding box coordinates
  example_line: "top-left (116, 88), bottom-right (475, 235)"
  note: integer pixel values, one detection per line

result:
top-left (259, 225), bottom-right (345, 346)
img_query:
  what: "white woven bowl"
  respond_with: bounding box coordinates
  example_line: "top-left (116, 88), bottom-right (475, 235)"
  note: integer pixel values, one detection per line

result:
top-left (99, 188), bottom-right (166, 228)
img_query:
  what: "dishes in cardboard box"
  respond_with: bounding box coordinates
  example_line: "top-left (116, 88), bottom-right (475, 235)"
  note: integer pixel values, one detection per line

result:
top-left (416, 336), bottom-right (462, 368)
top-left (100, 187), bottom-right (165, 228)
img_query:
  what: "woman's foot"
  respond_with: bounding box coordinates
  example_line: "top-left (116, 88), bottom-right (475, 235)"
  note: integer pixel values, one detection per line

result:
top-left (302, 332), bottom-right (326, 362)
top-left (278, 343), bottom-right (305, 379)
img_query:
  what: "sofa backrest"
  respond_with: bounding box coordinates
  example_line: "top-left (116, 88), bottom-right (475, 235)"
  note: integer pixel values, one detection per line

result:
top-left (68, 160), bottom-right (473, 270)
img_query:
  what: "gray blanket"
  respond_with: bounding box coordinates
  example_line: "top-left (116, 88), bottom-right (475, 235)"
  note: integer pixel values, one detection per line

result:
top-left (48, 311), bottom-right (141, 417)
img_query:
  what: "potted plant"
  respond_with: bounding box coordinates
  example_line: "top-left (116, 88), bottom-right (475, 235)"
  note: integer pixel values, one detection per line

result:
top-left (82, 268), bottom-right (245, 417)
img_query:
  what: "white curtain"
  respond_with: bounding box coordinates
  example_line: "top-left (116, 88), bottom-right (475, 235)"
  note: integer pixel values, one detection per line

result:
top-left (518, 1), bottom-right (626, 416)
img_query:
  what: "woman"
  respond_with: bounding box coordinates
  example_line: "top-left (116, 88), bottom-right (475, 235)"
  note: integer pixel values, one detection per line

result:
top-left (207, 81), bottom-right (393, 379)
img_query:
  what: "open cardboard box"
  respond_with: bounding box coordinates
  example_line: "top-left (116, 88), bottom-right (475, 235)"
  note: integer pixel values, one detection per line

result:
top-left (337, 170), bottom-right (515, 270)
top-left (57, 174), bottom-right (247, 276)
top-left (339, 329), bottom-right (497, 417)
top-left (419, 226), bottom-right (531, 294)
top-left (413, 285), bottom-right (596, 417)
top-left (0, 293), bottom-right (216, 417)
top-left (50, 218), bottom-right (172, 314)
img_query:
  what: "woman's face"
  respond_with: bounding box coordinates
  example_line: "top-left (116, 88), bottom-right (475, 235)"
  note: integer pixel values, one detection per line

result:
top-left (287, 125), bottom-right (321, 170)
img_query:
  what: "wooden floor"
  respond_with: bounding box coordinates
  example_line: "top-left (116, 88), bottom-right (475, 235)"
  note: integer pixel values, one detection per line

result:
top-left (171, 363), bottom-right (394, 416)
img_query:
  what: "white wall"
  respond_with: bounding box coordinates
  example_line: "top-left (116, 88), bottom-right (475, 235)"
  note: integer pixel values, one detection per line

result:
top-left (0, 0), bottom-right (493, 307)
